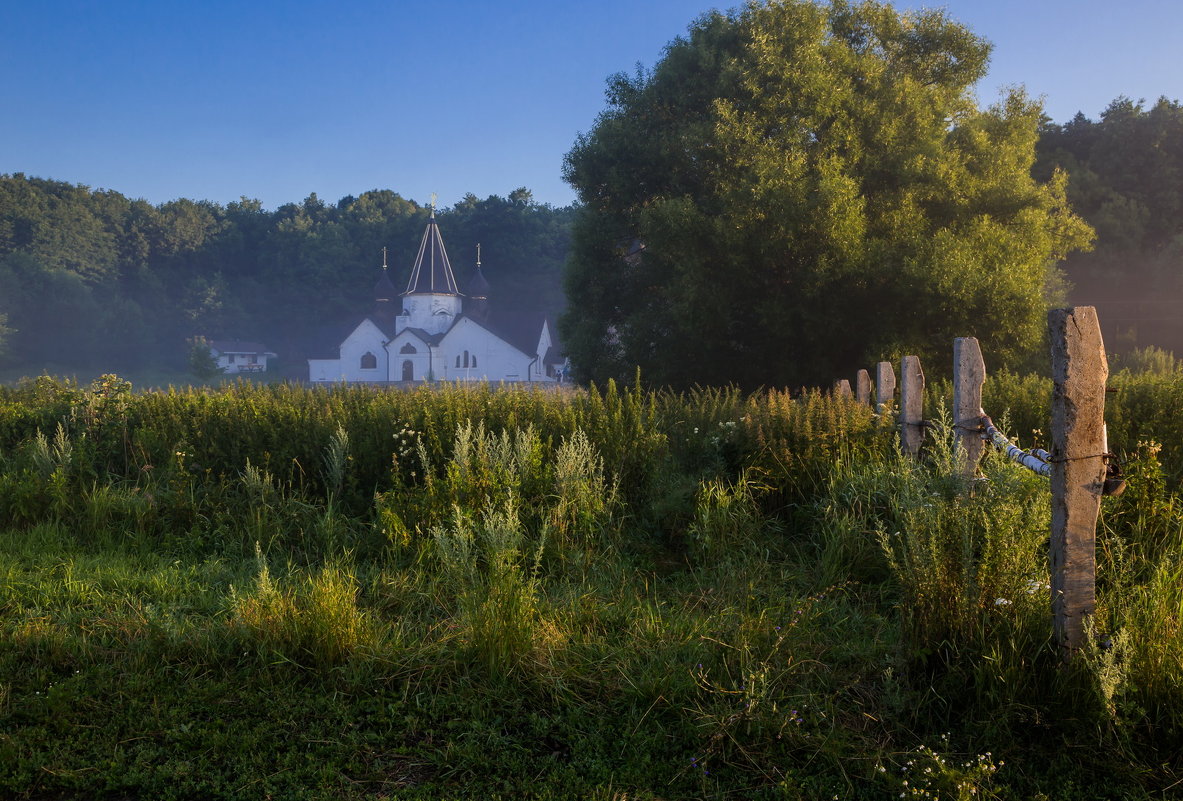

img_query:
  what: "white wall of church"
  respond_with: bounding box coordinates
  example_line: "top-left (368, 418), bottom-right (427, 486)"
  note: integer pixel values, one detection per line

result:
top-left (308, 319), bottom-right (389, 382)
top-left (388, 332), bottom-right (432, 382)
top-left (398, 294), bottom-right (461, 336)
top-left (437, 318), bottom-right (539, 383)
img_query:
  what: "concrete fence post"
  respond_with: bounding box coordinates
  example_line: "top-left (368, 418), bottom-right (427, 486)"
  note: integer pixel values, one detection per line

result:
top-left (899, 355), bottom-right (925, 456)
top-left (953, 337), bottom-right (986, 478)
top-left (855, 369), bottom-right (871, 406)
top-left (875, 361), bottom-right (896, 415)
top-left (1049, 306), bottom-right (1107, 655)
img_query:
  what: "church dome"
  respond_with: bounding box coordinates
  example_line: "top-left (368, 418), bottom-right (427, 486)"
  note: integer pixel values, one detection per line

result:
top-left (373, 267), bottom-right (397, 302)
top-left (463, 265), bottom-right (490, 299)
top-left (404, 209), bottom-right (460, 295)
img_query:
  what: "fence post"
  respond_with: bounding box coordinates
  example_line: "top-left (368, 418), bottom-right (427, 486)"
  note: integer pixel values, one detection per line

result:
top-left (834, 379), bottom-right (852, 399)
top-left (953, 337), bottom-right (986, 478)
top-left (856, 369), bottom-right (871, 406)
top-left (875, 361), bottom-right (896, 414)
top-left (1049, 307), bottom-right (1107, 655)
top-left (899, 355), bottom-right (925, 456)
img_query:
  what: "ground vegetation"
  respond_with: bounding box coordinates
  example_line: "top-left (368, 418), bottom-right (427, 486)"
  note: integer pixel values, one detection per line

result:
top-left (1, 372), bottom-right (1182, 798)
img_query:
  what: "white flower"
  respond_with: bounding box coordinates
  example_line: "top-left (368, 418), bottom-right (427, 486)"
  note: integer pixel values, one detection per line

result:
top-left (994, 597), bottom-right (1012, 606)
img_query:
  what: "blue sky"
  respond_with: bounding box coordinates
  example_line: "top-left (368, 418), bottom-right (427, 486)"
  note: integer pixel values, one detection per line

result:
top-left (2, 0), bottom-right (1179, 210)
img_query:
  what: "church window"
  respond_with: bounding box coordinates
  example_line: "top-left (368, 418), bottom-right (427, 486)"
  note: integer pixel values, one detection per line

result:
top-left (471, 355), bottom-right (477, 368)
top-left (360, 352), bottom-right (377, 369)
top-left (463, 350), bottom-right (470, 368)
top-left (400, 343), bottom-right (417, 354)
top-left (455, 355), bottom-right (462, 368)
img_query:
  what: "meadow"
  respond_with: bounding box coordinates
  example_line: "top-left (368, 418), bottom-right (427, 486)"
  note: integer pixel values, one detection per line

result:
top-left (2, 367), bottom-right (1183, 800)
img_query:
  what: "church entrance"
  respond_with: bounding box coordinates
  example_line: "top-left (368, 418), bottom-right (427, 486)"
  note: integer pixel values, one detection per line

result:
top-left (402, 360), bottom-right (413, 382)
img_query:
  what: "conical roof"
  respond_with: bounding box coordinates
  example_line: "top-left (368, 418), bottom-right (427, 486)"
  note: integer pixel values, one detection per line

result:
top-left (404, 209), bottom-right (459, 295)
top-left (463, 265), bottom-right (490, 299)
top-left (374, 267), bottom-right (397, 302)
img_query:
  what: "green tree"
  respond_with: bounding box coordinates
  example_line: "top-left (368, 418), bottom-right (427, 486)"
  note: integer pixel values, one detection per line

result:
top-left (1035, 97), bottom-right (1183, 355)
top-left (562, 0), bottom-right (1091, 388)
top-left (187, 336), bottom-right (224, 381)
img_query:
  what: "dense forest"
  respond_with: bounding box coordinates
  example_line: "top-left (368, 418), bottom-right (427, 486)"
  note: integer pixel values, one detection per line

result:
top-left (0, 180), bottom-right (572, 379)
top-left (1037, 96), bottom-right (1183, 356)
top-left (1, 93), bottom-right (1181, 382)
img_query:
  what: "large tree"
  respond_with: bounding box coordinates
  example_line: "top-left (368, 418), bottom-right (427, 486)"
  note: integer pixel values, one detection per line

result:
top-left (562, 0), bottom-right (1091, 388)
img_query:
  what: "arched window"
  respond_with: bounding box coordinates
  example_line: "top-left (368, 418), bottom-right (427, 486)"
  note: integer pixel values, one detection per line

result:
top-left (360, 352), bottom-right (377, 369)
top-left (455, 355), bottom-right (462, 368)
top-left (400, 343), bottom-right (417, 354)
top-left (463, 350), bottom-right (470, 368)
top-left (471, 355), bottom-right (477, 368)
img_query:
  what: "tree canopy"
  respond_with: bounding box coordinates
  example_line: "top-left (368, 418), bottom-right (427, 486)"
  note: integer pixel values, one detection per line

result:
top-left (561, 0), bottom-right (1092, 389)
top-left (0, 175), bottom-right (573, 377)
top-left (1035, 97), bottom-right (1183, 354)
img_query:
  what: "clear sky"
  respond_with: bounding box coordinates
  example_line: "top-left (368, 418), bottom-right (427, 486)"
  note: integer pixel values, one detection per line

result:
top-left (2, 0), bottom-right (1179, 211)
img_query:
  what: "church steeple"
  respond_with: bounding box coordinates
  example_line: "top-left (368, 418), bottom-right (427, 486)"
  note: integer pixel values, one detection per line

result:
top-left (397, 200), bottom-right (463, 336)
top-left (463, 243), bottom-right (491, 323)
top-left (372, 247), bottom-right (398, 324)
top-left (403, 204), bottom-right (459, 296)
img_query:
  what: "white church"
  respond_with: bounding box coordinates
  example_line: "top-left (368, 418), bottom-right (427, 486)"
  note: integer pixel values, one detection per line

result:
top-left (307, 209), bottom-right (565, 384)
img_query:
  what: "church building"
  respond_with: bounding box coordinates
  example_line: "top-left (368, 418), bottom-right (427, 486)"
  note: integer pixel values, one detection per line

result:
top-left (307, 209), bottom-right (564, 384)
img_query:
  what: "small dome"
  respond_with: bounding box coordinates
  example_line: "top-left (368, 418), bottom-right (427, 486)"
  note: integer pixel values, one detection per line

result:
top-left (373, 268), bottom-right (397, 302)
top-left (463, 265), bottom-right (491, 299)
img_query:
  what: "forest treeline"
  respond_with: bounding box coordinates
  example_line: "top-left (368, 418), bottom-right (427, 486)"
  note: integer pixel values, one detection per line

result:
top-left (1037, 96), bottom-right (1183, 355)
top-left (0, 93), bottom-right (1180, 380)
top-left (0, 181), bottom-right (572, 376)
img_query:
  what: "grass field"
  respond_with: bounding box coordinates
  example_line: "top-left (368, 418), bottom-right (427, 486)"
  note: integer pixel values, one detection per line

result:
top-left (2, 372), bottom-right (1182, 799)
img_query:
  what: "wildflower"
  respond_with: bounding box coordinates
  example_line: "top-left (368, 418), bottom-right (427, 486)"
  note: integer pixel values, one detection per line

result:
top-left (994, 598), bottom-right (1011, 607)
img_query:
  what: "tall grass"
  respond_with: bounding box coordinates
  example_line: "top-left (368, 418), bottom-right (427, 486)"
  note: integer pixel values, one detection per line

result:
top-left (2, 371), bottom-right (1183, 798)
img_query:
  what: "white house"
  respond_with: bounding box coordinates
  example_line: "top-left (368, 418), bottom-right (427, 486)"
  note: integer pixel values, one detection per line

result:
top-left (308, 210), bottom-right (565, 384)
top-left (209, 340), bottom-right (276, 373)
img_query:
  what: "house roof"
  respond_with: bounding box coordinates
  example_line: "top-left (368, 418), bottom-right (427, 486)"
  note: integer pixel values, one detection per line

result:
top-left (543, 344), bottom-right (566, 365)
top-left (475, 310), bottom-right (551, 357)
top-left (368, 315), bottom-right (399, 340)
top-left (210, 340), bottom-right (274, 356)
top-left (303, 316), bottom-right (396, 360)
top-left (404, 209), bottom-right (460, 296)
top-left (396, 327), bottom-right (444, 346)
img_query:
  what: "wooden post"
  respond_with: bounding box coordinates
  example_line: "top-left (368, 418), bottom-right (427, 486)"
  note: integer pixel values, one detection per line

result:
top-left (1049, 307), bottom-right (1107, 654)
top-left (953, 337), bottom-right (986, 478)
top-left (874, 361), bottom-right (896, 414)
top-left (834, 379), bottom-right (852, 399)
top-left (855, 369), bottom-right (871, 406)
top-left (899, 355), bottom-right (925, 456)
